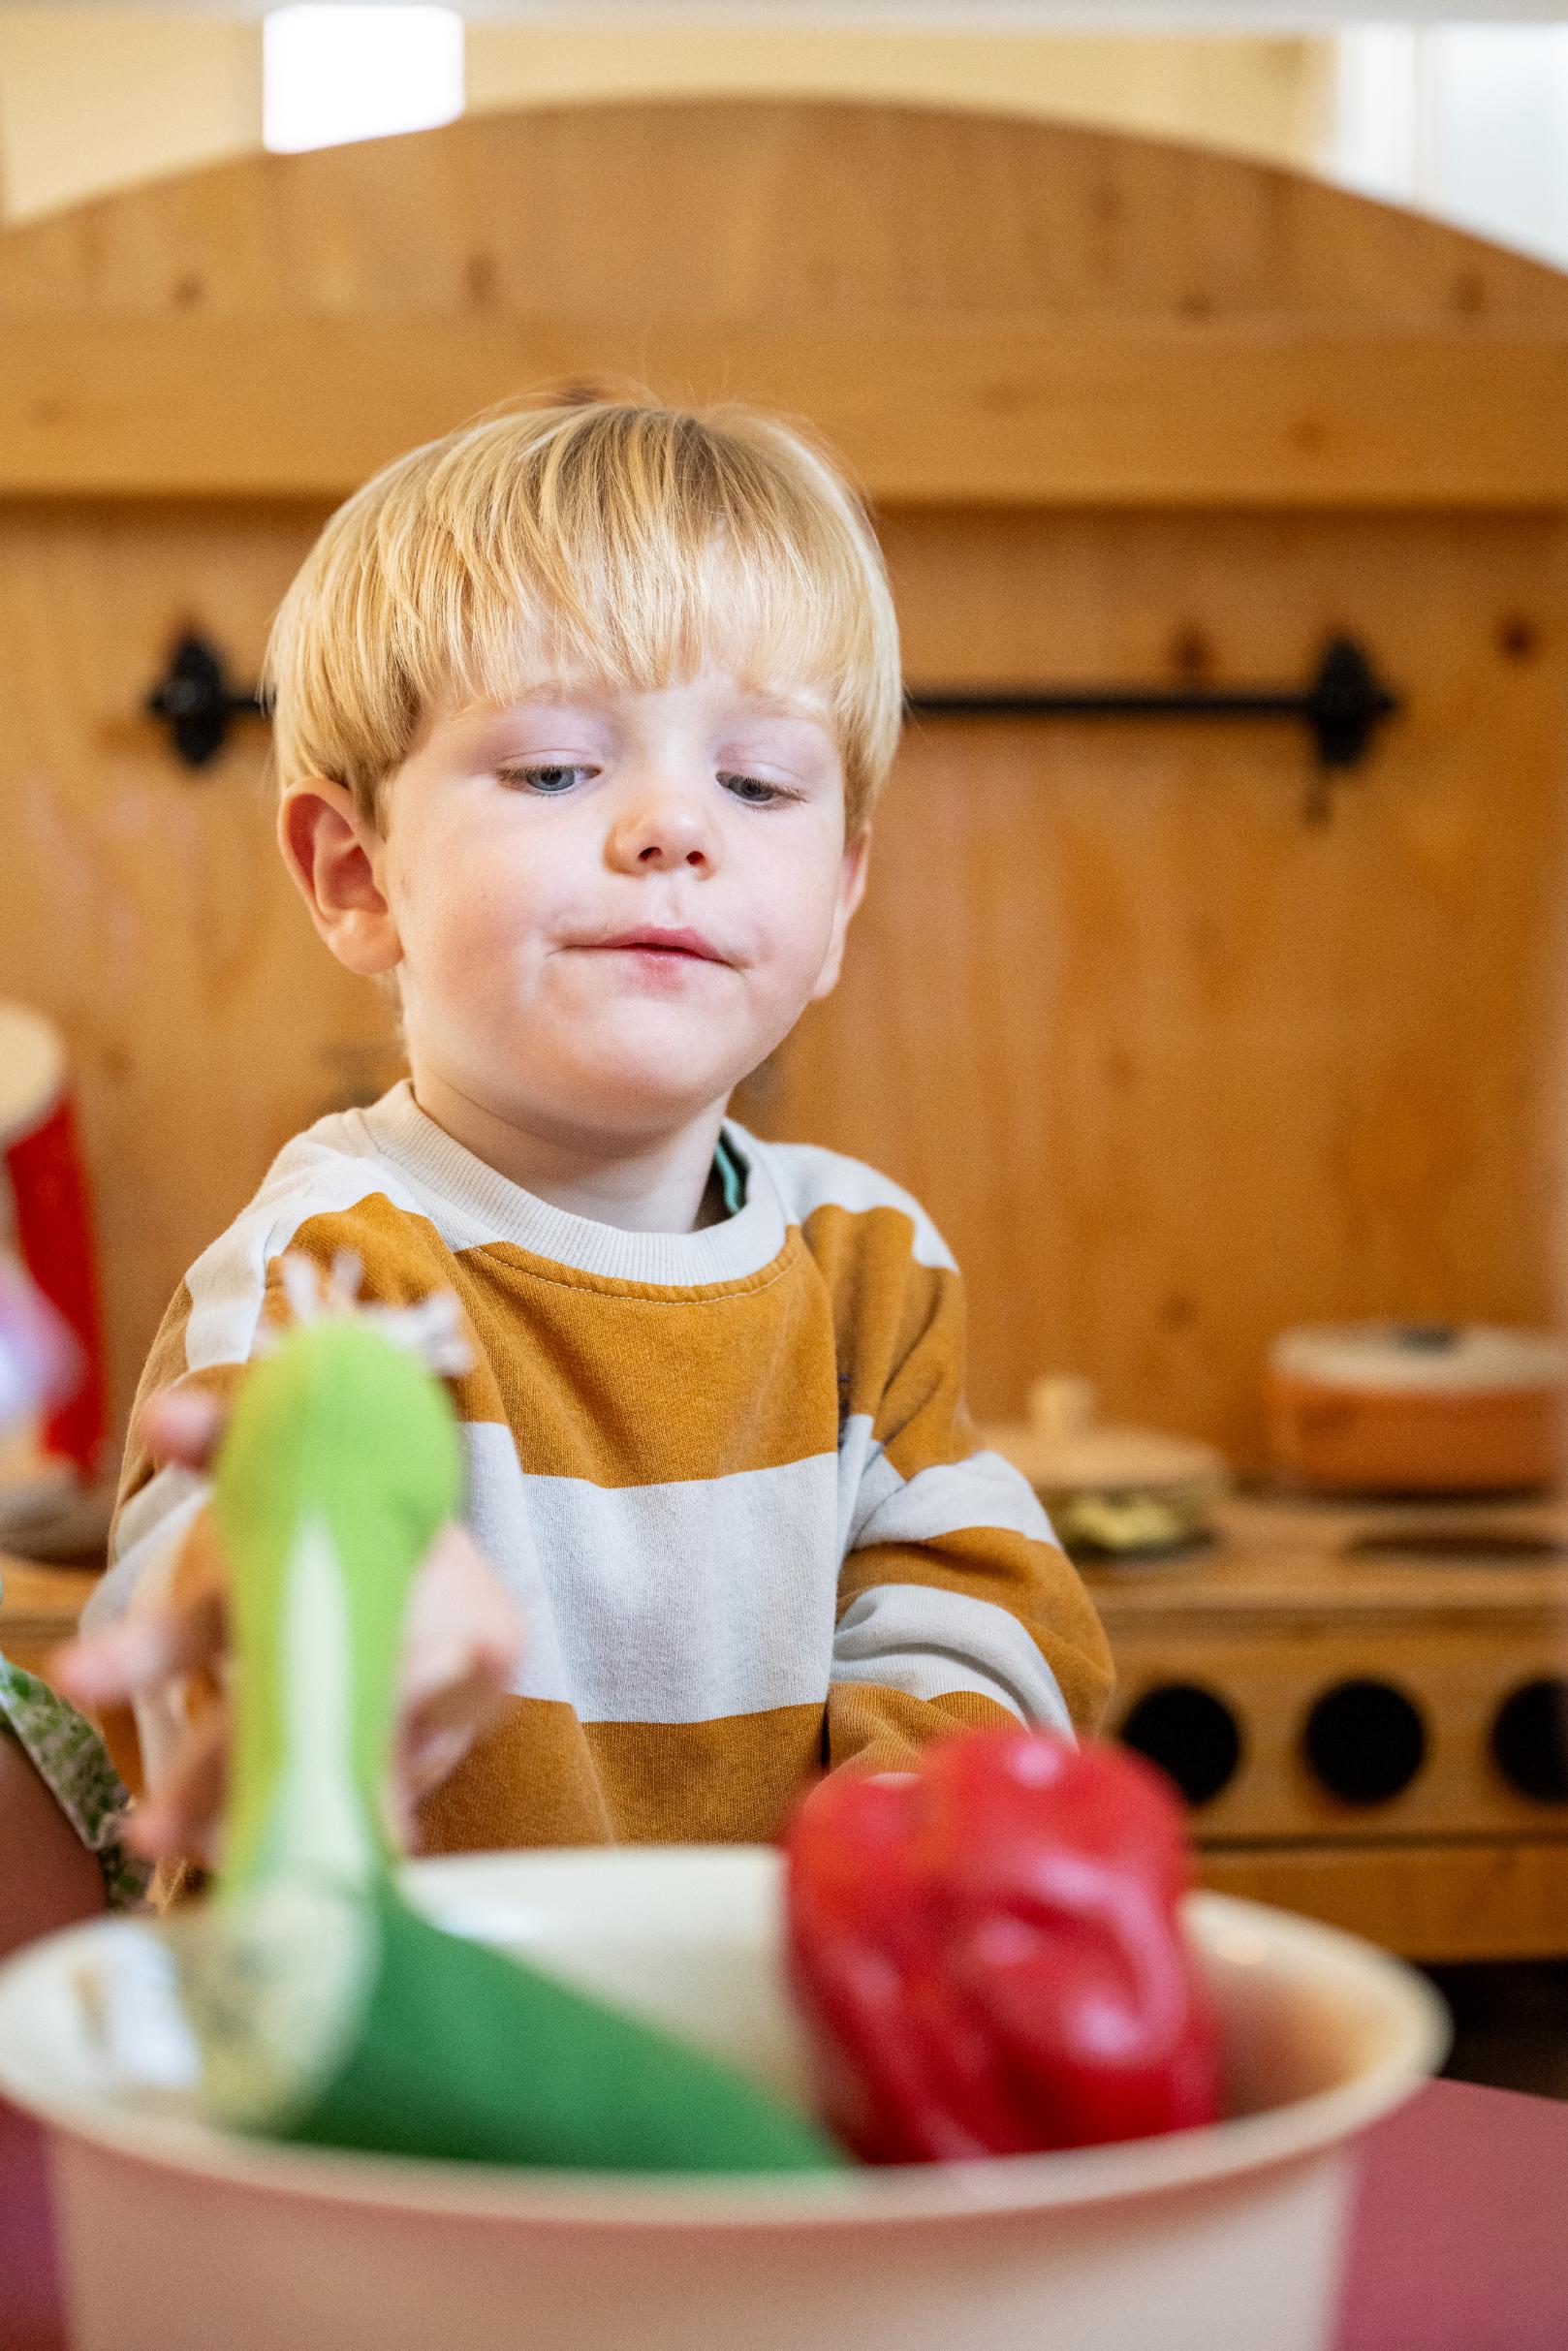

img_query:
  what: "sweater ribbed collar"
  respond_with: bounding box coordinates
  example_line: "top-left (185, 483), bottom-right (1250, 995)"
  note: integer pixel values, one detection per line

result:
top-left (357, 1081), bottom-right (789, 1288)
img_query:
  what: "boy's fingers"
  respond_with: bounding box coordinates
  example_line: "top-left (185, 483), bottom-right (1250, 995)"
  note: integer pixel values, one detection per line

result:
top-left (126, 1710), bottom-right (229, 1866)
top-left (392, 1677), bottom-right (510, 1840)
top-left (136, 1386), bottom-right (226, 1472)
top-left (49, 1587), bottom-right (227, 1709)
top-left (399, 1671), bottom-right (508, 1783)
top-left (399, 1525), bottom-right (523, 1708)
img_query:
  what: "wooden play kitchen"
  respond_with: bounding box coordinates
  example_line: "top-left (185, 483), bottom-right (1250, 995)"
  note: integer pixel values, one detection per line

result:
top-left (983, 1357), bottom-right (1568, 1963)
top-left (2, 98), bottom-right (1568, 1961)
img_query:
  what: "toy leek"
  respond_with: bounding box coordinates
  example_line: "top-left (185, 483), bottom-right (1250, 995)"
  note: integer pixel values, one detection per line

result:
top-left (173, 1276), bottom-right (841, 2174)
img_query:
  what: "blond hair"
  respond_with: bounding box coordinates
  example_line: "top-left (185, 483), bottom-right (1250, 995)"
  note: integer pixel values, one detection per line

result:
top-left (263, 396), bottom-right (902, 834)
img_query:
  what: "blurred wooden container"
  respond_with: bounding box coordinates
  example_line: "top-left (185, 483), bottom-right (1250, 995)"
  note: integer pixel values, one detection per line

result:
top-left (1265, 1325), bottom-right (1567, 1495)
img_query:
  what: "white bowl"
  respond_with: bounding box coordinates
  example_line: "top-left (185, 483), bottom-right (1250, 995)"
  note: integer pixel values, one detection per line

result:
top-left (0, 1848), bottom-right (1446, 2351)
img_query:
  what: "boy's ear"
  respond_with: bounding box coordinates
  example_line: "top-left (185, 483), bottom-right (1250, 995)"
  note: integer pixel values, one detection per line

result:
top-left (278, 781), bottom-right (403, 977)
top-left (810, 828), bottom-right (871, 1003)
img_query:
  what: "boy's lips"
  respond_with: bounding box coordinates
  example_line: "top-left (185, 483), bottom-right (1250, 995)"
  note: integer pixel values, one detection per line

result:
top-left (588, 926), bottom-right (732, 963)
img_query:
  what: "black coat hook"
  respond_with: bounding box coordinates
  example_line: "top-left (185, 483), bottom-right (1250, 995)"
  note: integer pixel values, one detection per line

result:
top-left (144, 633), bottom-right (266, 768)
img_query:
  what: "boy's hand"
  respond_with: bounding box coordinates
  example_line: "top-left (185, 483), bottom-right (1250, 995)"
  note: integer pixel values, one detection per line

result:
top-left (52, 1385), bottom-right (523, 1866)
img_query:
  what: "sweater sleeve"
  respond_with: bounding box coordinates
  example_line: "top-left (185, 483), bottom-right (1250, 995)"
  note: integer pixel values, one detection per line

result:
top-left (824, 1208), bottom-right (1113, 1777)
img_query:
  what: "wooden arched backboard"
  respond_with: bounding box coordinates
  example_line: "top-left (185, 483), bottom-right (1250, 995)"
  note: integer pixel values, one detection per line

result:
top-left (2, 100), bottom-right (1567, 1460)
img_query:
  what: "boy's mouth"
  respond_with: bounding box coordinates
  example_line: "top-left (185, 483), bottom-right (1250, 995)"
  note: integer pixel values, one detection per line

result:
top-left (591, 926), bottom-right (731, 964)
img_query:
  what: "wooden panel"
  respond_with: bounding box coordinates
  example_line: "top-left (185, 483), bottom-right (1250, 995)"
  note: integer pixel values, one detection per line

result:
top-left (1199, 1839), bottom-right (1568, 1963)
top-left (5, 105), bottom-right (1568, 507)
top-left (7, 317), bottom-right (1568, 507)
top-left (2, 102), bottom-right (1566, 329)
top-left (0, 99), bottom-right (1565, 1453)
top-left (772, 506), bottom-right (1568, 1456)
top-left (0, 497), bottom-right (402, 1429)
top-left (1108, 1614), bottom-right (1568, 1842)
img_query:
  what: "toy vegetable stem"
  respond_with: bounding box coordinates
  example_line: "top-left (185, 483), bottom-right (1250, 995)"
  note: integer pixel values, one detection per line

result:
top-left (217, 1318), bottom-right (457, 1896)
top-left (177, 1305), bottom-right (842, 2175)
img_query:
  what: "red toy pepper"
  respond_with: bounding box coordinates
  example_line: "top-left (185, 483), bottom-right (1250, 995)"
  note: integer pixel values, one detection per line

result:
top-left (784, 1728), bottom-right (1222, 2164)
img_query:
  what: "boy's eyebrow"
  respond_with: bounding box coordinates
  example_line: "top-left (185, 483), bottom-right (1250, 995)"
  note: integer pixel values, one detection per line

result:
top-left (456, 680), bottom-right (834, 733)
top-left (735, 685), bottom-right (832, 724)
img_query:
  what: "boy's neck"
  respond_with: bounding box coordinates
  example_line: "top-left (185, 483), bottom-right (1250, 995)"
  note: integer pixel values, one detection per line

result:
top-left (407, 1070), bottom-right (734, 1234)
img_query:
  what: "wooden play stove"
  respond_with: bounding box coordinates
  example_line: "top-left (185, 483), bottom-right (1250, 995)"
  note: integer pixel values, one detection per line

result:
top-left (1090, 1491), bottom-right (1568, 1963)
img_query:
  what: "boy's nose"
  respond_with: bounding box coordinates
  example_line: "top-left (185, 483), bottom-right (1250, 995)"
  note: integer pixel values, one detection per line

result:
top-left (606, 789), bottom-right (716, 873)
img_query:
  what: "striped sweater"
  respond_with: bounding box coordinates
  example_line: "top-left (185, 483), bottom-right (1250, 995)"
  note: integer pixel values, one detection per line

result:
top-left (90, 1083), bottom-right (1113, 1852)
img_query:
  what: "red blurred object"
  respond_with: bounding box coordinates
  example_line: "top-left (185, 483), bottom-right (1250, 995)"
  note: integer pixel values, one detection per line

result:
top-left (784, 1728), bottom-right (1222, 2165)
top-left (0, 1006), bottom-right (106, 1476)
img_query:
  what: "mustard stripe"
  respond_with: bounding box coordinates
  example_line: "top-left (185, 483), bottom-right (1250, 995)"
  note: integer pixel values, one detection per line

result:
top-left (414, 1695), bottom-right (827, 1851)
top-left (826, 1683), bottom-right (1016, 1774)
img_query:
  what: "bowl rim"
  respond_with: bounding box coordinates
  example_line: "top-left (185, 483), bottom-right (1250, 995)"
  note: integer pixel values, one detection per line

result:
top-left (0, 1853), bottom-right (1450, 2230)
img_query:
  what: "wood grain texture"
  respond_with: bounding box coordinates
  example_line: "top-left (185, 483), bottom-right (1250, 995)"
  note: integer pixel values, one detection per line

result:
top-left (7, 316), bottom-right (1568, 506)
top-left (0, 497), bottom-right (402, 1426)
top-left (2, 101), bottom-right (1565, 325)
top-left (2, 103), bottom-right (1568, 505)
top-left (0, 1558), bottom-right (98, 1676)
top-left (782, 505), bottom-right (1568, 1454)
top-left (1198, 1840), bottom-right (1568, 1963)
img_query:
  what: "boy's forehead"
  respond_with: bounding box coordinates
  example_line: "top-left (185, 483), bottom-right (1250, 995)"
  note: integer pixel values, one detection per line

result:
top-left (434, 665), bottom-right (836, 738)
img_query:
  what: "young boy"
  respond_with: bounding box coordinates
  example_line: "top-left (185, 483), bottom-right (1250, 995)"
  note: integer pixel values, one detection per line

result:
top-left (63, 397), bottom-right (1112, 1865)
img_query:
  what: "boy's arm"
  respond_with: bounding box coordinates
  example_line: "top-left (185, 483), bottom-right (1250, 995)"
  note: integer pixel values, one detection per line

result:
top-left (78, 1233), bottom-right (324, 1799)
top-left (65, 1215), bottom-right (521, 1859)
top-left (0, 1649), bottom-right (148, 1949)
top-left (827, 1239), bottom-right (1113, 1777)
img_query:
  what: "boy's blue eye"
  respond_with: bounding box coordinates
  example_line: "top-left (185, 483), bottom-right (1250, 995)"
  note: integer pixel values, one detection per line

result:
top-left (720, 771), bottom-right (789, 806)
top-left (498, 765), bottom-right (594, 795)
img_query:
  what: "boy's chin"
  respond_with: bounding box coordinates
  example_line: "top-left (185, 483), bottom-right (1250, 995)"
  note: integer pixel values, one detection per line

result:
top-left (549, 1053), bottom-right (746, 1134)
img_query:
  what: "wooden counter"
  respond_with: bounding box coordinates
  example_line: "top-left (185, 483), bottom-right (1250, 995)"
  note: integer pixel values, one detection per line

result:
top-left (0, 1557), bottom-right (99, 1679)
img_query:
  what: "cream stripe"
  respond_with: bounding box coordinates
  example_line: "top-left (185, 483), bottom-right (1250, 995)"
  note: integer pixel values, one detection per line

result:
top-left (86, 1479), bottom-right (206, 1632)
top-left (849, 1444), bottom-right (1057, 1552)
top-left (744, 1133), bottom-right (957, 1272)
top-left (181, 1147), bottom-right (417, 1371)
top-left (80, 1480), bottom-right (211, 1794)
top-left (831, 1583), bottom-right (1074, 1735)
top-left (464, 1422), bottom-right (842, 1724)
top-left (109, 1460), bottom-right (205, 1567)
top-left (834, 1411), bottom-right (887, 1555)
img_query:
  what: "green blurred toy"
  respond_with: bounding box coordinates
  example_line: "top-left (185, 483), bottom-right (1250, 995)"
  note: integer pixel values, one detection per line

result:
top-left (172, 1268), bottom-right (840, 2175)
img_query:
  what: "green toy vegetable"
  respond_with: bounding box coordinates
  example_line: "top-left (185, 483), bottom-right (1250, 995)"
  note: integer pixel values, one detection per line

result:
top-left (173, 1296), bottom-right (841, 2174)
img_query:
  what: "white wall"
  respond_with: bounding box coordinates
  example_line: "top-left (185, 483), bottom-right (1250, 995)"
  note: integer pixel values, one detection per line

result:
top-left (0, 8), bottom-right (1333, 223)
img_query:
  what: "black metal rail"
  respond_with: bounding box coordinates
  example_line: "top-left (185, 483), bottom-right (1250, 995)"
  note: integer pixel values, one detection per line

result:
top-left (146, 631), bottom-right (1401, 780)
top-left (907, 637), bottom-right (1401, 773)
